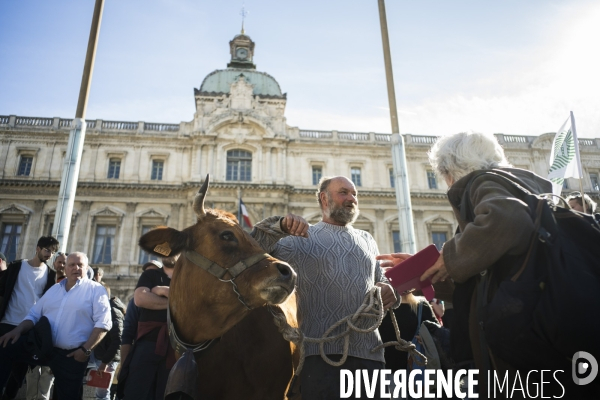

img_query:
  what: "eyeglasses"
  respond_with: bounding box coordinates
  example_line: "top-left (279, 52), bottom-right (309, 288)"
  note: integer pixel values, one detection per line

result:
top-left (56, 252), bottom-right (69, 256)
top-left (41, 248), bottom-right (56, 254)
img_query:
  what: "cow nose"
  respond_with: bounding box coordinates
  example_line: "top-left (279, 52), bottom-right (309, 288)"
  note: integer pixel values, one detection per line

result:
top-left (276, 262), bottom-right (293, 278)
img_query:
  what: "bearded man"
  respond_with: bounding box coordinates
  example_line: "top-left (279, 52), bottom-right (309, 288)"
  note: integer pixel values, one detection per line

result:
top-left (252, 175), bottom-right (398, 400)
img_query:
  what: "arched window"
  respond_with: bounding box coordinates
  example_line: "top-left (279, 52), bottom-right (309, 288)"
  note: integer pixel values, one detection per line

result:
top-left (226, 150), bottom-right (252, 182)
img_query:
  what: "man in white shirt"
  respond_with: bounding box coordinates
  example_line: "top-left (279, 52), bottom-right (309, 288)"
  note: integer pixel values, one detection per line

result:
top-left (0, 252), bottom-right (112, 400)
top-left (0, 236), bottom-right (58, 400)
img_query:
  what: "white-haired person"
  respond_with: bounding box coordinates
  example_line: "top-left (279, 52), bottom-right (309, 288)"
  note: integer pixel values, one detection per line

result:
top-left (0, 252), bottom-right (112, 400)
top-left (378, 131), bottom-right (559, 396)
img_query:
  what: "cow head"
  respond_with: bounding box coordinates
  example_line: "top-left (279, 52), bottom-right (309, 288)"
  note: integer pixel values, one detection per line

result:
top-left (138, 175), bottom-right (297, 343)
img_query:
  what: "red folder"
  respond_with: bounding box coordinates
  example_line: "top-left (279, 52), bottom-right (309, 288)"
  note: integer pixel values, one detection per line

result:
top-left (86, 370), bottom-right (112, 389)
top-left (384, 244), bottom-right (440, 301)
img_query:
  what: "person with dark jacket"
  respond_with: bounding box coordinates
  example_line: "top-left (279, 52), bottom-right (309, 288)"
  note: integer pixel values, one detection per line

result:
top-left (88, 296), bottom-right (125, 400)
top-left (0, 236), bottom-right (58, 400)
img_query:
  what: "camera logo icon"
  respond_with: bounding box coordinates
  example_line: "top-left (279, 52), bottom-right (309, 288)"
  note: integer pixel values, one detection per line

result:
top-left (572, 351), bottom-right (598, 385)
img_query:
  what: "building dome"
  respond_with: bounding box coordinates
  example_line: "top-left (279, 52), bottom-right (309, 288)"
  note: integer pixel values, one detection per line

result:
top-left (198, 69), bottom-right (284, 98)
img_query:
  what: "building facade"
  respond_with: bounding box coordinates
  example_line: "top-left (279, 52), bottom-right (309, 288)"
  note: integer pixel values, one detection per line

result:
top-left (2, 33), bottom-right (600, 300)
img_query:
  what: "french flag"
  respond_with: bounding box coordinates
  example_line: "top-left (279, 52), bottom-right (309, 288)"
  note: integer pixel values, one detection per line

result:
top-left (239, 199), bottom-right (253, 229)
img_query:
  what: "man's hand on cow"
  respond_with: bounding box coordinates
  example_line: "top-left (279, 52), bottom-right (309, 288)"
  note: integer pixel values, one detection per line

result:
top-left (375, 253), bottom-right (413, 270)
top-left (151, 286), bottom-right (170, 298)
top-left (375, 282), bottom-right (397, 310)
top-left (420, 252), bottom-right (449, 284)
top-left (280, 214), bottom-right (309, 238)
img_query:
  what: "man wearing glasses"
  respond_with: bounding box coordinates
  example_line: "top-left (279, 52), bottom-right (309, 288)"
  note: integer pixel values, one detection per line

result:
top-left (0, 236), bottom-right (58, 400)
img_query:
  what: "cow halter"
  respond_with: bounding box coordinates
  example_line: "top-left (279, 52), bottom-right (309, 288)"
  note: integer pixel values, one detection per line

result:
top-left (184, 250), bottom-right (270, 310)
top-left (166, 250), bottom-right (270, 355)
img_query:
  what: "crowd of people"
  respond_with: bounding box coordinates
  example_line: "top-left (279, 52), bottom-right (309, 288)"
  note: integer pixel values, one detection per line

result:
top-left (0, 131), bottom-right (598, 400)
top-left (0, 239), bottom-right (179, 400)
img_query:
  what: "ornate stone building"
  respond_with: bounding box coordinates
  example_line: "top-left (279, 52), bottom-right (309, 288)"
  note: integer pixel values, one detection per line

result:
top-left (2, 33), bottom-right (600, 300)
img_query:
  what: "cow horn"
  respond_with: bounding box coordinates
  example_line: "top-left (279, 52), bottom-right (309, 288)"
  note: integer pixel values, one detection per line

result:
top-left (193, 174), bottom-right (210, 217)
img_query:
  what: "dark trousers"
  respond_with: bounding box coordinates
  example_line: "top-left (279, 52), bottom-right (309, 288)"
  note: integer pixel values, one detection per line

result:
top-left (123, 340), bottom-right (171, 400)
top-left (300, 355), bottom-right (385, 400)
top-left (0, 335), bottom-right (86, 400)
top-left (0, 323), bottom-right (27, 400)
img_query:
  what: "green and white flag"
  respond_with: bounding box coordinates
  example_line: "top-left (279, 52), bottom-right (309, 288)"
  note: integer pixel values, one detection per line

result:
top-left (548, 112), bottom-right (582, 194)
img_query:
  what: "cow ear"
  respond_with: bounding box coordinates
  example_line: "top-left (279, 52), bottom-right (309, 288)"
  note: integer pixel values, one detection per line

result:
top-left (139, 226), bottom-right (187, 258)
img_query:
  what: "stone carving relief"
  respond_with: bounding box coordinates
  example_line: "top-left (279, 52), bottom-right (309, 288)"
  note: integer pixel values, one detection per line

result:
top-left (230, 75), bottom-right (254, 110)
top-left (0, 204), bottom-right (29, 214)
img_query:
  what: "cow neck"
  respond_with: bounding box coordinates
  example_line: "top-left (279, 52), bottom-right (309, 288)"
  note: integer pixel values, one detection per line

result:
top-left (167, 303), bottom-right (220, 355)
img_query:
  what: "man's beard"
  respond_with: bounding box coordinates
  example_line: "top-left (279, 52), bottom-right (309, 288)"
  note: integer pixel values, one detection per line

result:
top-left (325, 194), bottom-right (359, 225)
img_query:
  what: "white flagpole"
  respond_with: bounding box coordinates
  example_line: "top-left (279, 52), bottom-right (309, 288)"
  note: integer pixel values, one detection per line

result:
top-left (570, 111), bottom-right (585, 199)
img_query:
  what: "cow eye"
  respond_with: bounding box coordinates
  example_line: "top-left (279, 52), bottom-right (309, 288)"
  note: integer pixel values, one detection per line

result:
top-left (220, 231), bottom-right (236, 242)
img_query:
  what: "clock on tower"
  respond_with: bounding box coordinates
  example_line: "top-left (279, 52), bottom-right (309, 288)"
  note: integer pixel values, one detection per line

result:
top-left (228, 33), bottom-right (256, 69)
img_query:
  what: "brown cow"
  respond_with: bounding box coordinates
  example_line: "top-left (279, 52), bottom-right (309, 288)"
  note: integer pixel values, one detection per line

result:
top-left (138, 175), bottom-right (300, 400)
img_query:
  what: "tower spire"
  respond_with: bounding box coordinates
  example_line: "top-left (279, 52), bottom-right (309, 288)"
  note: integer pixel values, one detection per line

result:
top-left (240, 5), bottom-right (249, 34)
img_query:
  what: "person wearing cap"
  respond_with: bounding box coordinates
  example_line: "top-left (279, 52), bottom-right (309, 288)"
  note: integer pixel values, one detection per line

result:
top-left (0, 236), bottom-right (59, 400)
top-left (121, 256), bottom-right (177, 400)
top-left (119, 261), bottom-right (161, 365)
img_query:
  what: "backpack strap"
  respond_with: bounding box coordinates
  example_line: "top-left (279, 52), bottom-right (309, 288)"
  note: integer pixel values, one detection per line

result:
top-left (416, 301), bottom-right (424, 327)
top-left (459, 169), bottom-right (537, 223)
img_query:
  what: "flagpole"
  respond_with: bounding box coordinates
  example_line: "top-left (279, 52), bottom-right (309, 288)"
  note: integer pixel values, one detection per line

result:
top-left (377, 0), bottom-right (417, 254)
top-left (237, 187), bottom-right (242, 224)
top-left (52, 0), bottom-right (105, 252)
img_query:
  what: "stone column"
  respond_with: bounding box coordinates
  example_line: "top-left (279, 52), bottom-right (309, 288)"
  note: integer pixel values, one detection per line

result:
top-left (374, 209), bottom-right (386, 247)
top-left (281, 148), bottom-right (287, 184)
top-left (0, 139), bottom-right (12, 179)
top-left (26, 200), bottom-right (47, 254)
top-left (118, 203), bottom-right (138, 267)
top-left (192, 144), bottom-right (202, 180)
top-left (256, 146), bottom-right (262, 183)
top-left (133, 145), bottom-right (142, 183)
top-left (74, 201), bottom-right (93, 254)
top-left (170, 203), bottom-right (183, 230)
top-left (87, 144), bottom-right (100, 180)
top-left (412, 209), bottom-right (424, 250)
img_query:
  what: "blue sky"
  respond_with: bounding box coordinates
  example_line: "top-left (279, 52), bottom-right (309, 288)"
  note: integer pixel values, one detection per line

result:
top-left (1, 0), bottom-right (598, 137)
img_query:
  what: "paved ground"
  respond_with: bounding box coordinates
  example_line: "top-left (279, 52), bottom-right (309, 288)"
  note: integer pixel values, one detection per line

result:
top-left (15, 384), bottom-right (104, 399)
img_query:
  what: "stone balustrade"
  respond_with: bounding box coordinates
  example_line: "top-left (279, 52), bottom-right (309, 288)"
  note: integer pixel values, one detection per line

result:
top-left (15, 116), bottom-right (53, 126)
top-left (144, 122), bottom-right (180, 132)
top-left (298, 130), bottom-right (333, 138)
top-left (0, 115), bottom-right (180, 135)
top-left (1, 115), bottom-right (598, 148)
top-left (102, 120), bottom-right (138, 130)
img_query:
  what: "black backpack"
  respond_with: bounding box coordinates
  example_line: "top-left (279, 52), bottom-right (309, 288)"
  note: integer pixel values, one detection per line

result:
top-left (460, 170), bottom-right (600, 370)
